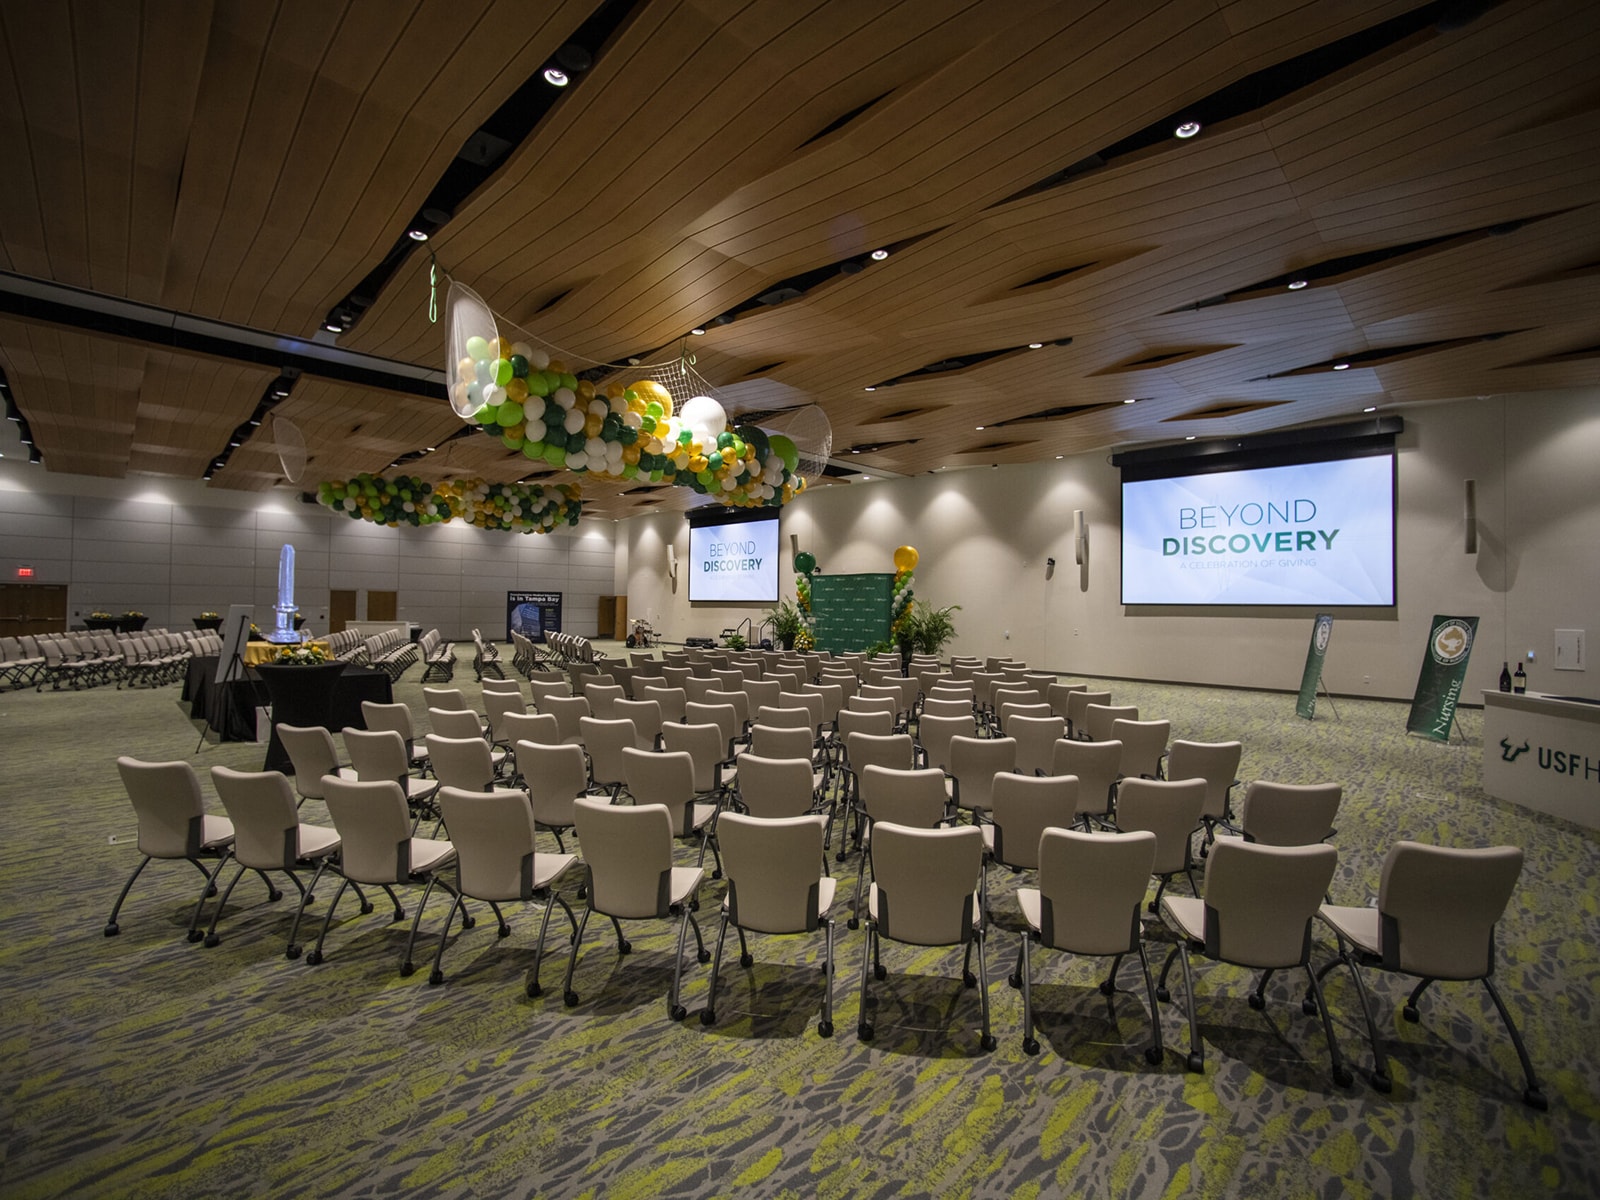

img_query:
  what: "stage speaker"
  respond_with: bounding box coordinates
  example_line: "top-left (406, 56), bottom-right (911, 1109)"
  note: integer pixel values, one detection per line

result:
top-left (1073, 510), bottom-right (1088, 565)
top-left (1463, 479), bottom-right (1478, 554)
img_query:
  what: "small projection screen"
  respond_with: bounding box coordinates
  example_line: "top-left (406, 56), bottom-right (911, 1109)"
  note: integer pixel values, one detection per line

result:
top-left (686, 509), bottom-right (780, 603)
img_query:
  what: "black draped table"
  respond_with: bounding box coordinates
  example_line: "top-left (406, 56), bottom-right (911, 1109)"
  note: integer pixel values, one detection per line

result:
top-left (183, 655), bottom-right (393, 770)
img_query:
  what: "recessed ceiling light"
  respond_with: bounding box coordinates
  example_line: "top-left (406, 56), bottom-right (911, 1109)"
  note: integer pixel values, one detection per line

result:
top-left (248, 418), bottom-right (261, 427)
top-left (1055, 455), bottom-right (1063, 460)
top-left (1185, 435), bottom-right (1196, 441)
top-left (863, 386), bottom-right (875, 392)
top-left (1123, 398), bottom-right (1136, 404)
top-left (870, 249), bottom-right (889, 261)
top-left (1363, 406), bottom-right (1376, 413)
top-left (324, 322), bottom-right (342, 333)
top-left (1332, 362), bottom-right (1350, 370)
top-left (1175, 120), bottom-right (1202, 139)
top-left (975, 425), bottom-right (985, 431)
top-left (850, 448), bottom-right (860, 454)
top-left (407, 229), bottom-right (429, 242)
top-left (1028, 342), bottom-right (1043, 350)
top-left (543, 67), bottom-right (569, 87)
top-left (690, 328), bottom-right (706, 336)
top-left (1287, 279), bottom-right (1308, 290)
top-left (425, 446), bottom-right (436, 452)
top-left (860, 475), bottom-right (872, 481)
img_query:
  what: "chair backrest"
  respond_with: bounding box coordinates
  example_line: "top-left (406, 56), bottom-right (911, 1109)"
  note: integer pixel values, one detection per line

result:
top-left (947, 735), bottom-right (1017, 812)
top-left (1112, 718), bottom-right (1169, 780)
top-left (755, 704), bottom-right (812, 731)
top-left (1240, 781), bottom-right (1341, 846)
top-left (321, 777), bottom-right (415, 883)
top-left (993, 687), bottom-right (1042, 717)
top-left (847, 694), bottom-right (898, 723)
top-left (1114, 777), bottom-right (1206, 874)
top-left (117, 756), bottom-right (208, 858)
top-left (1086, 703), bottom-right (1138, 743)
top-left (844, 731), bottom-right (916, 775)
top-left (426, 706), bottom-right (485, 740)
top-left (919, 696), bottom-right (972, 720)
top-left (661, 665), bottom-right (693, 690)
top-left (1046, 681), bottom-right (1087, 722)
top-left (1065, 689), bottom-right (1112, 734)
top-left (361, 700), bottom-right (417, 742)
top-left (870, 822), bottom-right (983, 946)
top-left (684, 701), bottom-right (740, 755)
top-left (712, 668), bottom-right (747, 692)
top-left (342, 727), bottom-right (409, 786)
top-left (580, 716), bottom-right (638, 789)
top-left (717, 813), bottom-right (828, 934)
top-left (436, 786), bottom-right (539, 902)
top-left (574, 796), bottom-right (677, 919)
top-left (422, 687), bottom-right (470, 711)
top-left (425, 734), bottom-right (495, 792)
top-left (1008, 715), bottom-right (1066, 776)
top-left (658, 723), bottom-right (726, 794)
top-left (742, 678), bottom-right (783, 711)
top-left (1378, 841), bottom-right (1524, 980)
top-left (612, 699), bottom-right (663, 749)
top-left (735, 753), bottom-right (816, 818)
top-left (802, 681), bottom-right (846, 725)
top-left (499, 709), bottom-right (560, 749)
top-left (836, 707), bottom-right (894, 741)
top-left (527, 677), bottom-right (572, 703)
top-left (516, 741), bottom-right (588, 829)
top-left (640, 685), bottom-right (688, 725)
top-left (915, 712), bottom-right (975, 771)
top-left (1036, 829), bottom-right (1157, 955)
top-left (581, 681), bottom-right (625, 719)
top-left (997, 702), bottom-right (1052, 734)
top-left (537, 694), bottom-right (591, 744)
top-left (480, 677), bottom-right (523, 697)
top-left (1164, 740), bottom-right (1242, 820)
top-left (987, 772), bottom-right (1077, 870)
top-left (1201, 839), bottom-right (1337, 969)
top-left (210, 766), bottom-right (307, 869)
top-left (778, 691), bottom-right (824, 732)
top-left (482, 688), bottom-right (528, 741)
top-left (749, 723), bottom-right (816, 760)
top-left (277, 724), bottom-right (343, 798)
top-left (1050, 738), bottom-right (1122, 816)
top-left (683, 676), bottom-right (721, 704)
top-left (703, 689), bottom-right (752, 733)
top-left (857, 765), bottom-right (948, 828)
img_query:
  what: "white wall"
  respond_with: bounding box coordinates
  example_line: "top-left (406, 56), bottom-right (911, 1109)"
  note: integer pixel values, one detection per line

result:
top-left (625, 391), bottom-right (1600, 700)
top-left (0, 468), bottom-right (615, 639)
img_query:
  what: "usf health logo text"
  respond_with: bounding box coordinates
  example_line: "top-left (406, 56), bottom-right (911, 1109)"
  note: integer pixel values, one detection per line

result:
top-left (1500, 738), bottom-right (1530, 763)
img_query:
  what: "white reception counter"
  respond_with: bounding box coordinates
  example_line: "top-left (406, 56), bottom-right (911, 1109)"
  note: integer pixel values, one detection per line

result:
top-left (1481, 690), bottom-right (1600, 830)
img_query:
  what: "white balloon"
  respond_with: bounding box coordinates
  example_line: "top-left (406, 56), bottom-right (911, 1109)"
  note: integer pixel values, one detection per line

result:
top-left (568, 452), bottom-right (588, 470)
top-left (554, 387), bottom-right (577, 408)
top-left (511, 342), bottom-right (533, 360)
top-left (679, 395), bottom-right (726, 445)
top-left (528, 348), bottom-right (550, 371)
top-left (526, 419), bottom-right (547, 443)
top-left (482, 384), bottom-right (504, 408)
top-left (563, 408), bottom-right (586, 435)
top-left (585, 436), bottom-right (606, 458)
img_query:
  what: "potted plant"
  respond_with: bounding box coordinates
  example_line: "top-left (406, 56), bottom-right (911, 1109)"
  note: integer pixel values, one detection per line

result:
top-left (86, 610), bottom-right (118, 631)
top-left (724, 632), bottom-right (747, 651)
top-left (912, 601), bottom-right (960, 658)
top-left (766, 599), bottom-right (805, 651)
top-left (194, 611), bottom-right (223, 631)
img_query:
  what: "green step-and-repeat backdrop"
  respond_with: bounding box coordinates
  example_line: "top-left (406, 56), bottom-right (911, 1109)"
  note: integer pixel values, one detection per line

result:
top-left (811, 573), bottom-right (893, 653)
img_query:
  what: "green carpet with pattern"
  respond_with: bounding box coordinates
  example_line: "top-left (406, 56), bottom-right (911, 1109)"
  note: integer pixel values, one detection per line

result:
top-left (1, 644), bottom-right (1596, 1198)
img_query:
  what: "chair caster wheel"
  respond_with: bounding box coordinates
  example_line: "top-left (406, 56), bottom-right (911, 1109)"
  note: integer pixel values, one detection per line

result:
top-left (818, 1021), bottom-right (834, 1038)
top-left (1524, 1088), bottom-right (1549, 1111)
top-left (1333, 1065), bottom-right (1354, 1087)
top-left (701, 1009), bottom-right (716, 1026)
top-left (285, 944), bottom-right (302, 960)
top-left (306, 950), bottom-right (323, 965)
top-left (390, 910), bottom-right (405, 924)
top-left (428, 969), bottom-right (444, 985)
top-left (1248, 993), bottom-right (1265, 1011)
top-left (980, 1035), bottom-right (997, 1052)
top-left (526, 982), bottom-right (542, 999)
top-left (400, 961), bottom-right (414, 977)
top-left (1366, 1070), bottom-right (1392, 1094)
top-left (1185, 1052), bottom-right (1204, 1073)
top-left (1156, 986), bottom-right (1171, 1003)
top-left (963, 971), bottom-right (977, 988)
top-left (497, 923), bottom-right (512, 939)
top-left (461, 915), bottom-right (476, 930)
top-left (187, 929), bottom-right (203, 943)
top-left (836, 851), bottom-right (847, 863)
top-left (1144, 1045), bottom-right (1163, 1066)
top-left (618, 940), bottom-right (632, 955)
top-left (670, 1004), bottom-right (687, 1021)
top-left (577, 887), bottom-right (587, 900)
top-left (360, 901), bottom-right (375, 915)
top-left (268, 888), bottom-right (283, 902)
top-left (1007, 972), bottom-right (1021, 990)
top-left (1302, 997), bottom-right (1320, 1016)
top-left (104, 923), bottom-right (119, 937)
top-left (739, 953), bottom-right (753, 968)
top-left (710, 870), bottom-right (722, 881)
top-left (846, 918), bottom-right (859, 931)
top-left (1099, 979), bottom-right (1116, 996)
top-left (858, 1023), bottom-right (875, 1041)
top-left (564, 990), bottom-right (580, 1007)
top-left (1023, 1037), bottom-right (1040, 1056)
top-left (204, 933), bottom-right (221, 948)
top-left (697, 949), bottom-right (711, 964)
top-left (1402, 1004), bottom-right (1420, 1023)
top-left (874, 965), bottom-right (887, 981)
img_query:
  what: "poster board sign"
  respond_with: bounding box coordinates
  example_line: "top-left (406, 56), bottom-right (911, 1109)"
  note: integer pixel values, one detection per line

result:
top-left (812, 573), bottom-right (893, 654)
top-left (1295, 614), bottom-right (1334, 720)
top-left (507, 592), bottom-right (562, 643)
top-left (1405, 615), bottom-right (1479, 742)
top-left (214, 604), bottom-right (254, 686)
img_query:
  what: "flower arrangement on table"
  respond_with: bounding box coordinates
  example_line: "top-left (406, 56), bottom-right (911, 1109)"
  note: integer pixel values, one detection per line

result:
top-left (249, 623), bottom-right (264, 640)
top-left (200, 611), bottom-right (220, 619)
top-left (90, 611), bottom-right (114, 620)
top-left (122, 611), bottom-right (144, 619)
top-left (273, 643), bottom-right (330, 666)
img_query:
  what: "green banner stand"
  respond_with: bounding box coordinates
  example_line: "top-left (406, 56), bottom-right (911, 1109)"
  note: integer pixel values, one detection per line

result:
top-left (1295, 613), bottom-right (1336, 721)
top-left (812, 573), bottom-right (893, 653)
top-left (1405, 614), bottom-right (1479, 742)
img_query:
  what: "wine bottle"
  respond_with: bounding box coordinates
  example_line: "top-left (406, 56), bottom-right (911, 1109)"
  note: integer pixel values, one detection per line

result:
top-left (1513, 663), bottom-right (1527, 694)
top-left (1499, 662), bottom-right (1512, 692)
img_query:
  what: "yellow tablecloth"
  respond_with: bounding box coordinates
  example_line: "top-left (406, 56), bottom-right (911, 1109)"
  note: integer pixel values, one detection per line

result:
top-left (244, 639), bottom-right (331, 666)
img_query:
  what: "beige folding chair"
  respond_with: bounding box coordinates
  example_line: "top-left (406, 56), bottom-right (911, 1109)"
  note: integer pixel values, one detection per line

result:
top-left (686, 700), bottom-right (744, 760)
top-left (1086, 703), bottom-right (1138, 743)
top-left (1112, 718), bottom-right (1169, 782)
top-left (947, 734), bottom-right (1017, 820)
top-left (660, 722), bottom-right (737, 803)
top-left (310, 777), bottom-right (458, 974)
top-left (1158, 839), bottom-right (1349, 1083)
top-left (361, 700), bottom-right (429, 772)
top-left (1013, 828), bottom-right (1162, 1063)
top-left (857, 822), bottom-right (994, 1052)
top-left (483, 687), bottom-right (529, 748)
top-left (427, 707), bottom-right (508, 774)
top-left (342, 727), bottom-right (440, 826)
top-left (1066, 689), bottom-right (1111, 739)
top-left (580, 715), bottom-right (638, 800)
top-left (613, 698), bottom-right (664, 750)
top-left (277, 724), bottom-right (356, 807)
top-left (641, 685), bottom-right (688, 726)
top-left (982, 771), bottom-right (1076, 911)
top-left (581, 681), bottom-right (625, 720)
top-left (425, 734), bottom-right (497, 793)
top-left (919, 696), bottom-right (974, 720)
top-left (516, 740), bottom-right (588, 852)
top-left (1165, 739), bottom-right (1242, 848)
top-left (850, 764), bottom-right (952, 927)
top-left (1051, 738), bottom-right (1122, 827)
top-left (623, 746), bottom-right (722, 874)
top-left (536, 693), bottom-right (591, 745)
top-left (498, 710), bottom-right (560, 759)
top-left (1114, 777), bottom-right (1206, 912)
top-left (1316, 841), bottom-right (1545, 1107)
top-left (703, 813), bottom-right (837, 1036)
top-left (1240, 781), bottom-right (1341, 846)
top-left (1009, 715), bottom-right (1065, 776)
top-left (742, 678), bottom-right (783, 712)
top-left (839, 731), bottom-right (918, 860)
top-left (734, 753), bottom-right (819, 819)
top-left (104, 757), bottom-right (236, 941)
top-left (1046, 681), bottom-right (1088, 722)
top-left (527, 677), bottom-right (572, 705)
top-left (562, 796), bottom-right (709, 1019)
top-left (428, 786), bottom-right (579, 996)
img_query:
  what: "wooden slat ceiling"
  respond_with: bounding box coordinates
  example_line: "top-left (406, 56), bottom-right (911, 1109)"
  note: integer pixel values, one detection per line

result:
top-left (0, 0), bottom-right (1596, 520)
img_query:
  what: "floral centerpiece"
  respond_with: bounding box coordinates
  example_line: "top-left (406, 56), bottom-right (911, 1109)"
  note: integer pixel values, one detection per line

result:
top-left (274, 643), bottom-right (330, 666)
top-left (249, 623), bottom-right (265, 640)
top-left (122, 610), bottom-right (144, 619)
top-left (90, 611), bottom-right (113, 620)
top-left (200, 611), bottom-right (219, 619)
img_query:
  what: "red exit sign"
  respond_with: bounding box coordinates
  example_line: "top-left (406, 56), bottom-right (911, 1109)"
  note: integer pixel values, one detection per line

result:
top-left (16, 567), bottom-right (33, 578)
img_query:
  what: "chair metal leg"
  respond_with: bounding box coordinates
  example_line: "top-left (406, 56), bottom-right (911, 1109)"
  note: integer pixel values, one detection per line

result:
top-left (427, 892), bottom-right (463, 985)
top-left (1250, 968), bottom-right (1274, 1010)
top-left (1481, 977), bottom-right (1548, 1110)
top-left (307, 877), bottom-right (351, 964)
top-left (104, 856), bottom-right (151, 936)
top-left (400, 876), bottom-right (438, 976)
top-left (286, 859), bottom-right (331, 959)
top-left (562, 907), bottom-right (593, 1005)
top-left (669, 906), bottom-right (693, 1020)
top-left (525, 889), bottom-right (561, 998)
top-left (856, 923), bottom-right (876, 1040)
top-left (1327, 948), bottom-right (1391, 1092)
top-left (186, 852), bottom-right (233, 942)
top-left (1148, 874), bottom-right (1168, 915)
top-left (1303, 961), bottom-right (1353, 1086)
top-left (1101, 952), bottom-right (1125, 996)
top-left (976, 926), bottom-right (995, 1051)
top-left (735, 926), bottom-right (751, 969)
top-left (1169, 943), bottom-right (1203, 1072)
top-left (610, 915), bottom-right (631, 954)
top-left (1403, 977), bottom-right (1434, 1022)
top-left (1020, 930), bottom-right (1038, 1055)
top-left (818, 917), bottom-right (835, 1038)
top-left (1136, 940), bottom-right (1164, 1065)
top-left (204, 863), bottom-right (249, 946)
top-left (702, 910), bottom-right (730, 1026)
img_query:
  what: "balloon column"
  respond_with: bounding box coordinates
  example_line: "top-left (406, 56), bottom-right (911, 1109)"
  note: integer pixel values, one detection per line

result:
top-left (793, 550), bottom-right (817, 651)
top-left (315, 474), bottom-right (582, 533)
top-left (890, 545), bottom-right (918, 643)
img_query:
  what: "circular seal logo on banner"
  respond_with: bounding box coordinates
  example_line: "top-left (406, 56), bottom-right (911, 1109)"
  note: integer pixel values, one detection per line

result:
top-left (1430, 619), bottom-right (1473, 665)
top-left (1314, 618), bottom-right (1332, 653)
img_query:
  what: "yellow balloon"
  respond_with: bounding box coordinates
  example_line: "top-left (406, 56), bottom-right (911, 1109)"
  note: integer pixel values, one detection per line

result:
top-left (631, 379), bottom-right (673, 415)
top-left (893, 544), bottom-right (918, 572)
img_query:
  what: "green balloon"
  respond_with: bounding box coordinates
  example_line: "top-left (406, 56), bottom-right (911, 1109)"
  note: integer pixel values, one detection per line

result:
top-left (794, 551), bottom-right (816, 574)
top-left (509, 354), bottom-right (529, 378)
top-left (708, 451), bottom-right (723, 470)
top-left (526, 373), bottom-right (551, 398)
top-left (769, 434), bottom-right (799, 473)
top-left (492, 358), bottom-right (513, 386)
top-left (500, 433), bottom-right (522, 450)
top-left (716, 431), bottom-right (735, 449)
top-left (497, 400), bottom-right (524, 427)
top-left (523, 440), bottom-right (546, 459)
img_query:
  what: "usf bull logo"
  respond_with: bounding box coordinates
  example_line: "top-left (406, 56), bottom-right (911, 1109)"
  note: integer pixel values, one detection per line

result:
top-left (1500, 738), bottom-right (1530, 763)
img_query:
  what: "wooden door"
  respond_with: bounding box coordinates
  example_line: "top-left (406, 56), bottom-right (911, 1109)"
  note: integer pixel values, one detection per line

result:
top-left (597, 596), bottom-right (616, 640)
top-left (0, 583), bottom-right (69, 636)
top-left (367, 590), bottom-right (398, 621)
top-left (613, 595), bottom-right (627, 640)
top-left (329, 589), bottom-right (358, 633)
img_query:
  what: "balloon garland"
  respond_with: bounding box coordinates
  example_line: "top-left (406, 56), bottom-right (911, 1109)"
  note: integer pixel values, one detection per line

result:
top-left (890, 544), bottom-right (918, 642)
top-left (793, 550), bottom-right (818, 650)
top-left (315, 474), bottom-right (582, 533)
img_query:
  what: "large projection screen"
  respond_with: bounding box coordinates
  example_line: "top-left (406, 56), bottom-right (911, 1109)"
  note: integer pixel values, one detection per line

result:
top-left (687, 512), bottom-right (780, 603)
top-left (1121, 454), bottom-right (1396, 606)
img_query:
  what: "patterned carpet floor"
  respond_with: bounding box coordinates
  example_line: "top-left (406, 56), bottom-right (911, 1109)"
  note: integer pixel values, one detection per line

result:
top-left (1, 647), bottom-right (1597, 1198)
